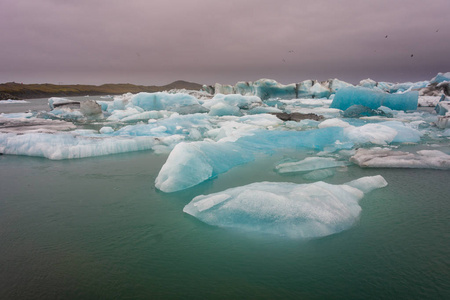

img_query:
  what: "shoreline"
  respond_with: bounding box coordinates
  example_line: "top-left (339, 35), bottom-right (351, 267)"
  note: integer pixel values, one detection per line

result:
top-left (0, 80), bottom-right (202, 100)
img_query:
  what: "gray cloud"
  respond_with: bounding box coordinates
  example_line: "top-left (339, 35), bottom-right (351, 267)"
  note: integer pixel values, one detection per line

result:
top-left (1, 0), bottom-right (449, 85)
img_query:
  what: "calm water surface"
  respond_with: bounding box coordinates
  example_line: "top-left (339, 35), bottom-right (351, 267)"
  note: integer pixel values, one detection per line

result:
top-left (1, 150), bottom-right (449, 299)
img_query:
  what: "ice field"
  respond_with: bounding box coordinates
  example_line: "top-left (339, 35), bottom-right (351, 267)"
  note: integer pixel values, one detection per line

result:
top-left (1, 72), bottom-right (450, 238)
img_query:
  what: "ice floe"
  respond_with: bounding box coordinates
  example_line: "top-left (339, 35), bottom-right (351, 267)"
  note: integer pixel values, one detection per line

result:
top-left (183, 176), bottom-right (388, 238)
top-left (350, 148), bottom-right (450, 169)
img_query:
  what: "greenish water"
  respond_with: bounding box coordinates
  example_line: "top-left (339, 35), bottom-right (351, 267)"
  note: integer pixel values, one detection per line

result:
top-left (1, 150), bottom-right (449, 299)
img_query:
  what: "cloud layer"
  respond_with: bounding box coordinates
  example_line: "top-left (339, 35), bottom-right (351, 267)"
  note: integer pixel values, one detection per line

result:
top-left (1, 0), bottom-right (449, 85)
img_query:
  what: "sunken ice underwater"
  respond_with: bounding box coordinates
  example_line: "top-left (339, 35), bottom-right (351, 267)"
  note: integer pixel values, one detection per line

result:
top-left (2, 72), bottom-right (450, 238)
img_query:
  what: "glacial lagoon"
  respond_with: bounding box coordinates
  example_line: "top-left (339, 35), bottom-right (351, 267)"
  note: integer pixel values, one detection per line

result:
top-left (1, 76), bottom-right (450, 298)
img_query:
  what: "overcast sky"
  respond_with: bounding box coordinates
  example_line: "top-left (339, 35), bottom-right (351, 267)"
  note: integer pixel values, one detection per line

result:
top-left (1, 0), bottom-right (449, 85)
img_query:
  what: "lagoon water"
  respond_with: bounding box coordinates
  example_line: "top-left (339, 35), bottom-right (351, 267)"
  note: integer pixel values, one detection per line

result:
top-left (1, 97), bottom-right (449, 298)
top-left (1, 150), bottom-right (450, 299)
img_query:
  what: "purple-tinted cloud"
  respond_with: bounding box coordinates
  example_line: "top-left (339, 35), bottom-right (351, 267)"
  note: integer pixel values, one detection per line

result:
top-left (1, 0), bottom-right (449, 85)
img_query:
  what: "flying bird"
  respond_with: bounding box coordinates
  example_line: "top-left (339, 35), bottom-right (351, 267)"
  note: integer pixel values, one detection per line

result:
top-left (411, 54), bottom-right (414, 58)
top-left (436, 29), bottom-right (439, 33)
top-left (385, 35), bottom-right (388, 38)
top-left (288, 50), bottom-right (294, 53)
top-left (282, 59), bottom-right (286, 63)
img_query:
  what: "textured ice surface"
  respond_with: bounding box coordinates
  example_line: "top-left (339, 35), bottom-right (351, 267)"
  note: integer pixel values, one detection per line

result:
top-left (351, 148), bottom-right (450, 169)
top-left (156, 127), bottom-right (347, 192)
top-left (203, 94), bottom-right (262, 110)
top-left (430, 72), bottom-right (450, 84)
top-left (253, 79), bottom-right (297, 100)
top-left (275, 157), bottom-right (349, 174)
top-left (436, 115), bottom-right (450, 129)
top-left (0, 100), bottom-right (29, 104)
top-left (131, 92), bottom-right (206, 114)
top-left (183, 176), bottom-right (388, 238)
top-left (435, 101), bottom-right (450, 116)
top-left (330, 86), bottom-right (418, 111)
top-left (0, 117), bottom-right (76, 134)
top-left (0, 132), bottom-right (157, 159)
top-left (48, 97), bottom-right (80, 109)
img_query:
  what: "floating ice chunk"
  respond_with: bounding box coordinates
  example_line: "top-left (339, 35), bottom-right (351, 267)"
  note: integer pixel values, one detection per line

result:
top-left (389, 81), bottom-right (429, 93)
top-left (350, 148), bottom-right (450, 169)
top-left (214, 83), bottom-right (235, 95)
top-left (183, 176), bottom-right (387, 238)
top-left (418, 96), bottom-right (441, 107)
top-left (379, 121), bottom-right (422, 143)
top-left (167, 89), bottom-right (213, 100)
top-left (121, 110), bottom-right (172, 123)
top-left (202, 94), bottom-right (262, 110)
top-left (0, 112), bottom-right (33, 119)
top-left (208, 102), bottom-right (241, 116)
top-left (112, 93), bottom-right (134, 110)
top-left (0, 99), bottom-right (29, 104)
top-left (0, 117), bottom-right (75, 134)
top-left (156, 127), bottom-right (348, 192)
top-left (46, 108), bottom-right (85, 121)
top-left (318, 118), bottom-right (351, 128)
top-left (330, 86), bottom-right (418, 111)
top-left (329, 79), bottom-right (353, 93)
top-left (131, 92), bottom-right (206, 114)
top-left (252, 79), bottom-right (297, 100)
top-left (234, 81), bottom-right (254, 96)
top-left (48, 97), bottom-right (80, 109)
top-left (430, 72), bottom-right (450, 84)
top-left (436, 115), bottom-right (450, 129)
top-left (97, 100), bottom-right (112, 111)
top-left (275, 157), bottom-right (349, 174)
top-left (99, 126), bottom-right (114, 134)
top-left (107, 107), bottom-right (145, 122)
top-left (0, 132), bottom-right (157, 159)
top-left (435, 101), bottom-right (450, 116)
top-left (343, 105), bottom-right (392, 118)
top-left (359, 78), bottom-right (378, 89)
top-left (155, 142), bottom-right (215, 192)
top-left (310, 82), bottom-right (331, 99)
top-left (80, 100), bottom-right (103, 118)
top-left (247, 106), bottom-right (282, 114)
top-left (345, 123), bottom-right (397, 145)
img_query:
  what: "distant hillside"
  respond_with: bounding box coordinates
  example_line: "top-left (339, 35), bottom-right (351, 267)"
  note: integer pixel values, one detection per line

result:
top-left (0, 80), bottom-right (203, 100)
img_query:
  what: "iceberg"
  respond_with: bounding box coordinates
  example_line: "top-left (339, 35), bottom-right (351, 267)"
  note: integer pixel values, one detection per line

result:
top-left (435, 100), bottom-right (450, 116)
top-left (183, 176), bottom-right (388, 238)
top-left (48, 97), bottom-right (80, 109)
top-left (252, 79), bottom-right (297, 100)
top-left (0, 116), bottom-right (76, 134)
top-left (203, 94), bottom-right (263, 110)
top-left (131, 92), bottom-right (206, 114)
top-left (330, 86), bottom-right (419, 111)
top-left (155, 127), bottom-right (348, 192)
top-left (350, 148), bottom-right (450, 169)
top-left (0, 99), bottom-right (29, 104)
top-left (430, 72), bottom-right (450, 84)
top-left (0, 132), bottom-right (157, 159)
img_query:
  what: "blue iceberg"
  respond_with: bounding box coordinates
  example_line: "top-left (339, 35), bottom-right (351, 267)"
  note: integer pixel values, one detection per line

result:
top-left (330, 86), bottom-right (418, 111)
top-left (131, 92), bottom-right (206, 114)
top-left (155, 127), bottom-right (348, 192)
top-left (183, 176), bottom-right (388, 238)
